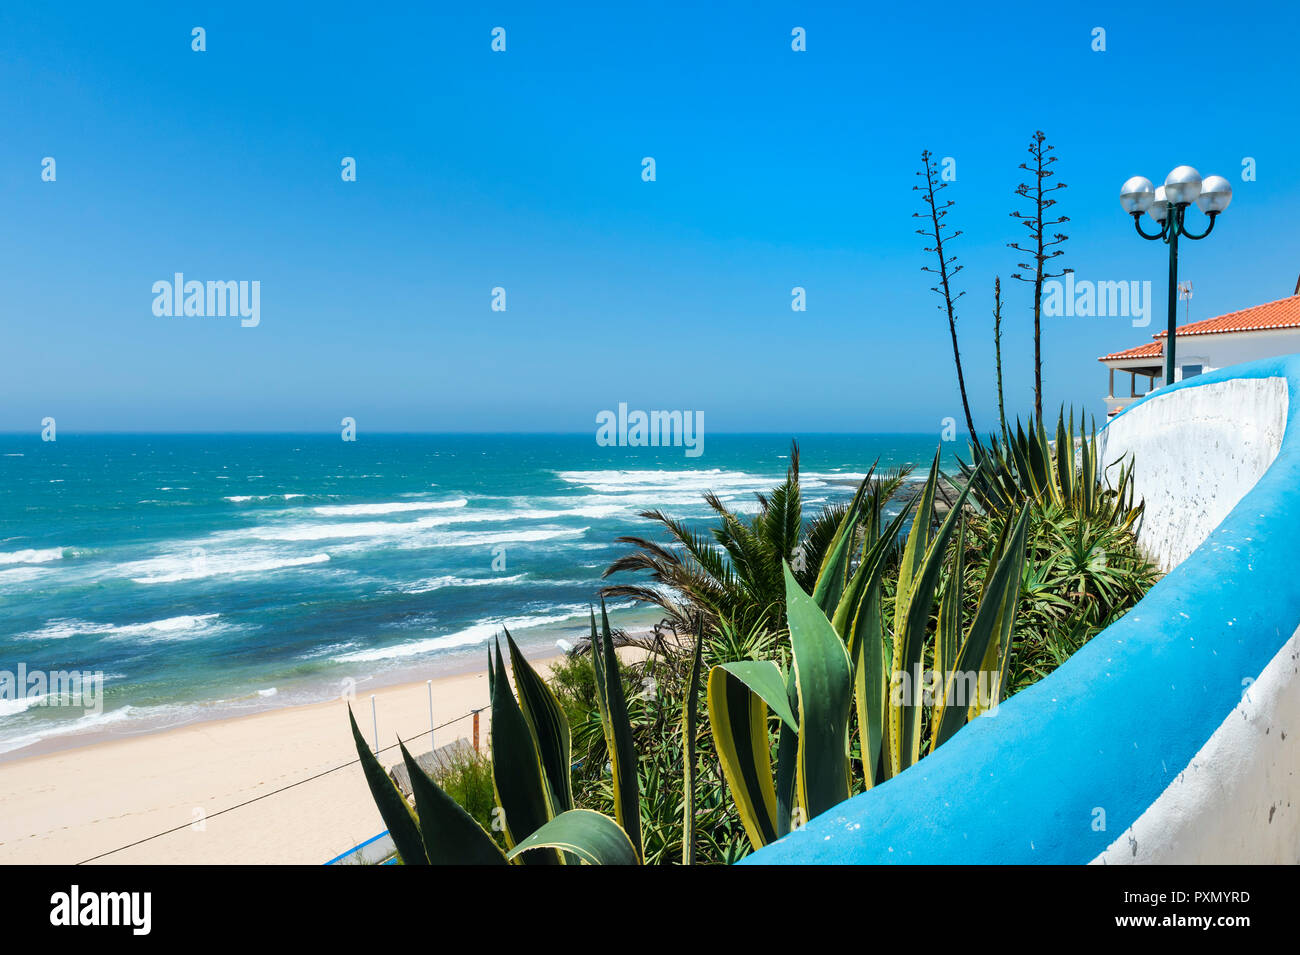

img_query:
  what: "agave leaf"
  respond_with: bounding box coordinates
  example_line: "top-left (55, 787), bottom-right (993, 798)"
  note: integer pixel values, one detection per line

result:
top-left (932, 506), bottom-right (1030, 746)
top-left (716, 660), bottom-right (798, 730)
top-left (595, 601), bottom-right (643, 861)
top-left (681, 627), bottom-right (704, 866)
top-left (1055, 407), bottom-right (1072, 506)
top-left (894, 449), bottom-right (941, 630)
top-left (1081, 425), bottom-right (1096, 516)
top-left (839, 501), bottom-right (909, 787)
top-left (832, 498), bottom-right (912, 640)
top-left (1033, 415), bottom-right (1054, 503)
top-left (707, 665), bottom-right (780, 850)
top-left (399, 741), bottom-right (507, 865)
top-left (1009, 420), bottom-right (1035, 499)
top-left (887, 455), bottom-right (941, 771)
top-left (811, 462), bottom-right (877, 615)
top-left (348, 707), bottom-right (428, 865)
top-left (848, 566), bottom-right (887, 787)
top-left (774, 667), bottom-right (800, 837)
top-left (892, 468), bottom-right (977, 772)
top-left (784, 562), bottom-right (853, 820)
top-left (489, 639), bottom-right (560, 863)
top-left (504, 629), bottom-right (572, 814)
top-left (506, 809), bottom-right (639, 865)
top-left (931, 512), bottom-right (965, 741)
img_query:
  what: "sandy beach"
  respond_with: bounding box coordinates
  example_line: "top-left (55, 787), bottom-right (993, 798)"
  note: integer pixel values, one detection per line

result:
top-left (0, 657), bottom-right (549, 865)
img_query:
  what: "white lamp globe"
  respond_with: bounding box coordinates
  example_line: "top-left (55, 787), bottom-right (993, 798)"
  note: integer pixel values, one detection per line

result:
top-left (1164, 165), bottom-right (1202, 205)
top-left (1147, 185), bottom-right (1169, 222)
top-left (1120, 176), bottom-right (1155, 214)
top-left (1196, 175), bottom-right (1233, 214)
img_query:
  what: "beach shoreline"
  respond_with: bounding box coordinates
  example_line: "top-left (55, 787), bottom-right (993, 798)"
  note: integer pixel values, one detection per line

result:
top-left (0, 650), bottom-right (563, 865)
top-left (0, 635), bottom-right (562, 766)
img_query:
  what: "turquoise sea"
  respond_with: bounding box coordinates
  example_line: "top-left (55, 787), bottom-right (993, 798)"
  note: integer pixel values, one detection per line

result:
top-left (0, 433), bottom-right (949, 757)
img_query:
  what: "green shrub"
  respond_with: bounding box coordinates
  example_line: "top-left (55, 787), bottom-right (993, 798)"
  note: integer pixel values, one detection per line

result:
top-left (431, 750), bottom-right (504, 849)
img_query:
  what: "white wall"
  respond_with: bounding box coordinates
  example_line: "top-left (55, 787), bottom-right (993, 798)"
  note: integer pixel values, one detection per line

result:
top-left (1182, 328), bottom-right (1300, 375)
top-left (1092, 626), bottom-right (1300, 864)
top-left (1098, 377), bottom-right (1288, 572)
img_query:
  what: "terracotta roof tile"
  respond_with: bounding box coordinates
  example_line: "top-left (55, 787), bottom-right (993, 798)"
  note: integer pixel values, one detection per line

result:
top-left (1098, 340), bottom-right (1163, 361)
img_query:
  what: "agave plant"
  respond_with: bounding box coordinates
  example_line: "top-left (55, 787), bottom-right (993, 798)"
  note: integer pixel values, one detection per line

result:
top-left (349, 605), bottom-right (701, 864)
top-left (602, 440), bottom-right (910, 637)
top-left (959, 407), bottom-right (1142, 532)
top-left (707, 454), bottom-right (1030, 850)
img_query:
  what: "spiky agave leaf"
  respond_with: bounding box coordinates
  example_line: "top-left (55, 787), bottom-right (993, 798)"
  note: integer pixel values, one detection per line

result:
top-left (591, 602), bottom-right (643, 861)
top-left (506, 809), bottom-right (639, 865)
top-left (504, 629), bottom-right (572, 815)
top-left (706, 660), bottom-right (788, 851)
top-left (398, 740), bottom-right (507, 865)
top-left (348, 707), bottom-right (427, 865)
top-left (784, 562), bottom-right (853, 820)
top-left (488, 638), bottom-right (561, 863)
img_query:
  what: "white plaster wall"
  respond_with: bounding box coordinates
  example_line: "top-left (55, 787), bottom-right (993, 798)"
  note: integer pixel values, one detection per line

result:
top-left (1091, 626), bottom-right (1300, 864)
top-left (1189, 328), bottom-right (1300, 373)
top-left (1098, 377), bottom-right (1288, 572)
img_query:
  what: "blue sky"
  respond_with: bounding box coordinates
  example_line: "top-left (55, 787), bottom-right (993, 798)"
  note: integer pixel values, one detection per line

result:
top-left (2, 1), bottom-right (1298, 433)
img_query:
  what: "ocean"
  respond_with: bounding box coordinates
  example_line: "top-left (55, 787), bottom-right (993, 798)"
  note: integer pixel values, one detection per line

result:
top-left (0, 433), bottom-right (948, 757)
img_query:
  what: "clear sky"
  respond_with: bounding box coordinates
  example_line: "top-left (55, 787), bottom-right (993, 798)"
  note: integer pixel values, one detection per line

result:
top-left (3, 1), bottom-right (1298, 433)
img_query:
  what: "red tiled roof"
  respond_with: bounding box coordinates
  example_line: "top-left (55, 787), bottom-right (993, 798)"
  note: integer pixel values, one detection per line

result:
top-left (1098, 293), bottom-right (1300, 363)
top-left (1098, 340), bottom-right (1164, 362)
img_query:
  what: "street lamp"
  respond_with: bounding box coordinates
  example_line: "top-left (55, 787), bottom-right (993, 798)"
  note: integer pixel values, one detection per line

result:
top-left (1120, 167), bottom-right (1232, 385)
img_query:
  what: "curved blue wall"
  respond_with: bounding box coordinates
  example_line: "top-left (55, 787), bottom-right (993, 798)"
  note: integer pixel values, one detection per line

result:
top-left (746, 355), bottom-right (1300, 864)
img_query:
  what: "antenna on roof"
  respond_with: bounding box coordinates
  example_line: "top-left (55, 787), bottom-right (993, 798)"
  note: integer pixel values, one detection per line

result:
top-left (1177, 281), bottom-right (1193, 324)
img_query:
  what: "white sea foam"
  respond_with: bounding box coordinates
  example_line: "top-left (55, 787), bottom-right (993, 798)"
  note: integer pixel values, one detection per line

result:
top-left (18, 614), bottom-right (229, 642)
top-left (0, 695), bottom-right (48, 718)
top-left (418, 527), bottom-right (589, 549)
top-left (247, 501), bottom-right (620, 543)
top-left (332, 603), bottom-right (608, 662)
top-left (249, 516), bottom-right (588, 547)
top-left (101, 614), bottom-right (225, 640)
top-left (251, 520), bottom-right (429, 542)
top-left (555, 467), bottom-right (872, 498)
top-left (0, 547), bottom-right (65, 565)
top-left (311, 499), bottom-right (467, 516)
top-left (556, 468), bottom-right (777, 494)
top-left (15, 618), bottom-right (116, 640)
top-left (400, 573), bottom-right (526, 594)
top-left (0, 566), bottom-right (51, 586)
top-left (0, 704), bottom-right (138, 755)
top-left (127, 552), bottom-right (330, 584)
top-left (225, 493), bottom-right (306, 503)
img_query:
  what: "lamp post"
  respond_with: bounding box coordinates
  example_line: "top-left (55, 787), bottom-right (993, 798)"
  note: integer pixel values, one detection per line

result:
top-left (1120, 167), bottom-right (1232, 385)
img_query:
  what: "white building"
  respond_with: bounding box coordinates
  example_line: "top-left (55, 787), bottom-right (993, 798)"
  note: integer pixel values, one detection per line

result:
top-left (1099, 291), bottom-right (1300, 417)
